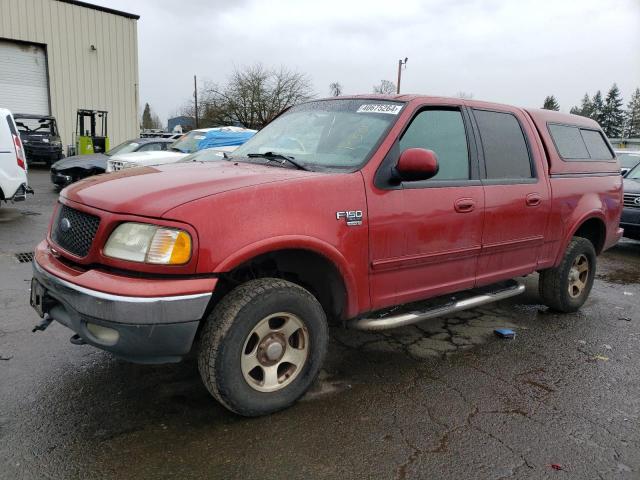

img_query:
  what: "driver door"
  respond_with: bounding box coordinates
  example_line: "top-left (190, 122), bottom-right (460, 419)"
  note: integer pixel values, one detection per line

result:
top-left (367, 105), bottom-right (484, 309)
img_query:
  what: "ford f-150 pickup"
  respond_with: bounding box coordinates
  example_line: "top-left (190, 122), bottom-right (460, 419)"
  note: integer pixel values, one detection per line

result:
top-left (30, 95), bottom-right (623, 416)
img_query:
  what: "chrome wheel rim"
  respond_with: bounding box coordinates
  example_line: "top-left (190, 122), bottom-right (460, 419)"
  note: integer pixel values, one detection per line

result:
top-left (241, 312), bottom-right (309, 393)
top-left (568, 254), bottom-right (589, 298)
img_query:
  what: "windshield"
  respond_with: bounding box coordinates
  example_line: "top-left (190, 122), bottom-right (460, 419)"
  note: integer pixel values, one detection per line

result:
top-left (170, 131), bottom-right (206, 153)
top-left (178, 148), bottom-right (226, 162)
top-left (14, 117), bottom-right (58, 136)
top-left (106, 141), bottom-right (141, 156)
top-left (628, 164), bottom-right (640, 180)
top-left (231, 99), bottom-right (404, 171)
top-left (617, 152), bottom-right (640, 168)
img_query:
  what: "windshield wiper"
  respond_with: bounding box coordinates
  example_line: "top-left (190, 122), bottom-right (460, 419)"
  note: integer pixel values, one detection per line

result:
top-left (246, 152), bottom-right (309, 171)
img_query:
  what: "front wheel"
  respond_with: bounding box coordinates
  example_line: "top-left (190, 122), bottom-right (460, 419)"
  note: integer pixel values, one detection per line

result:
top-left (539, 237), bottom-right (596, 313)
top-left (198, 278), bottom-right (328, 416)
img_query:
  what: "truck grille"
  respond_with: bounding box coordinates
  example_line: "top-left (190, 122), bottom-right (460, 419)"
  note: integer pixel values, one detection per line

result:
top-left (107, 160), bottom-right (136, 172)
top-left (623, 193), bottom-right (640, 209)
top-left (51, 204), bottom-right (100, 257)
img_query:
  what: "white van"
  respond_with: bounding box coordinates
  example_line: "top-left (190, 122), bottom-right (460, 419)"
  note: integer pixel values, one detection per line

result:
top-left (0, 108), bottom-right (31, 203)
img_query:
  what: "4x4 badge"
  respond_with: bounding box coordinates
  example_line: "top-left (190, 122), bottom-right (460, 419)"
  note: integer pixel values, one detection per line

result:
top-left (336, 210), bottom-right (363, 226)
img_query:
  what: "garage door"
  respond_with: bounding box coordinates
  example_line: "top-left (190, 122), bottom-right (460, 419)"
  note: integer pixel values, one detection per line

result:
top-left (0, 40), bottom-right (50, 115)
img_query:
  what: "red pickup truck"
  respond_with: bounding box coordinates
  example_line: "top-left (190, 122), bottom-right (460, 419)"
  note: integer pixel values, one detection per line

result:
top-left (30, 95), bottom-right (622, 416)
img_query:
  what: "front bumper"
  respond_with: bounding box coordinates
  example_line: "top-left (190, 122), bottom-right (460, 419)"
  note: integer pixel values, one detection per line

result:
top-left (50, 169), bottom-right (74, 187)
top-left (31, 255), bottom-right (214, 364)
top-left (621, 207), bottom-right (640, 239)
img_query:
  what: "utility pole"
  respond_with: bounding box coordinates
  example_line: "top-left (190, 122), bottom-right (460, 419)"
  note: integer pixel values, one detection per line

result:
top-left (194, 75), bottom-right (199, 128)
top-left (397, 57), bottom-right (408, 94)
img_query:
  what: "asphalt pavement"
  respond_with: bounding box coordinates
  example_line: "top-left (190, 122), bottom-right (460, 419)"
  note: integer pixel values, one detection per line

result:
top-left (1, 167), bottom-right (639, 479)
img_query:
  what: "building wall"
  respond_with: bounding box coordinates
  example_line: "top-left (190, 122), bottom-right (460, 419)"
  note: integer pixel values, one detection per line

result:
top-left (0, 0), bottom-right (139, 150)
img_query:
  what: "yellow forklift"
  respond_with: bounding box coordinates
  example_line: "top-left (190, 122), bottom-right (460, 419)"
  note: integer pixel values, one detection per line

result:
top-left (74, 109), bottom-right (109, 155)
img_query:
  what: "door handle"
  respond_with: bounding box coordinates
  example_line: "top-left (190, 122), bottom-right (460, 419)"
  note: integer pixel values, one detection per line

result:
top-left (526, 193), bottom-right (542, 207)
top-left (454, 198), bottom-right (476, 213)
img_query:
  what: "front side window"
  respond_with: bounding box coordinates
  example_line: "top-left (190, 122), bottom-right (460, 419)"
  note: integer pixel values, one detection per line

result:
top-left (474, 110), bottom-right (533, 179)
top-left (232, 99), bottom-right (403, 171)
top-left (398, 109), bottom-right (470, 180)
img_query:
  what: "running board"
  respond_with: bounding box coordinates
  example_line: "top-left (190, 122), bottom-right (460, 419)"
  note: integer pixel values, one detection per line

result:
top-left (349, 281), bottom-right (526, 331)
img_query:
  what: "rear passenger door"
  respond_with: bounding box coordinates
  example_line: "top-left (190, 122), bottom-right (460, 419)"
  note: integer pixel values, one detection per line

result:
top-left (470, 107), bottom-right (551, 285)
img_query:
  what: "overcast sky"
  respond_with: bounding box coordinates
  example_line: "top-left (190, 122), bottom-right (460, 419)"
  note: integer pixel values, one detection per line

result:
top-left (98, 0), bottom-right (639, 124)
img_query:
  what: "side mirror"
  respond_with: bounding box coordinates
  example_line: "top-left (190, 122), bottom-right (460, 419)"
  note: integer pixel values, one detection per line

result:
top-left (395, 148), bottom-right (439, 181)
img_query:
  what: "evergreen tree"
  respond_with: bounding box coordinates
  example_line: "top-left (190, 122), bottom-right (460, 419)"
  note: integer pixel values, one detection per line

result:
top-left (542, 95), bottom-right (560, 111)
top-left (141, 103), bottom-right (153, 129)
top-left (624, 87), bottom-right (640, 138)
top-left (590, 91), bottom-right (605, 125)
top-left (601, 83), bottom-right (625, 137)
top-left (570, 93), bottom-right (592, 117)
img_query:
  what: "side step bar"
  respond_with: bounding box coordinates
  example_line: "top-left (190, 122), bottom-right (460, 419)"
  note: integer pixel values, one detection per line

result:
top-left (349, 281), bottom-right (526, 331)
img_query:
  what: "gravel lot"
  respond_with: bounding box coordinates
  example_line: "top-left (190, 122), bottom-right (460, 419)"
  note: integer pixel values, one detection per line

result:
top-left (1, 167), bottom-right (639, 479)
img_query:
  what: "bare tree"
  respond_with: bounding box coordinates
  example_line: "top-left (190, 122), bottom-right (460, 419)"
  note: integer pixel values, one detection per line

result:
top-left (455, 91), bottom-right (474, 100)
top-left (373, 80), bottom-right (396, 94)
top-left (329, 82), bottom-right (343, 97)
top-left (192, 65), bottom-right (313, 130)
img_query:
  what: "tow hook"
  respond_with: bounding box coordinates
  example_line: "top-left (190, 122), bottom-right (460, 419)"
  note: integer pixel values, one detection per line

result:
top-left (70, 334), bottom-right (86, 345)
top-left (32, 314), bottom-right (53, 333)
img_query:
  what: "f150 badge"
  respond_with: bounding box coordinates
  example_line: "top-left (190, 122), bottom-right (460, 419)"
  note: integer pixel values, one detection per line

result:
top-left (336, 210), bottom-right (363, 226)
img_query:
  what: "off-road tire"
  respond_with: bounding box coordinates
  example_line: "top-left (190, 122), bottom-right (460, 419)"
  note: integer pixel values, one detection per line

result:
top-left (539, 237), bottom-right (596, 313)
top-left (197, 278), bottom-right (328, 416)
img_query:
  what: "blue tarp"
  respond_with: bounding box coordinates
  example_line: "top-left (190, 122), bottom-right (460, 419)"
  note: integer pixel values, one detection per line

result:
top-left (197, 129), bottom-right (256, 150)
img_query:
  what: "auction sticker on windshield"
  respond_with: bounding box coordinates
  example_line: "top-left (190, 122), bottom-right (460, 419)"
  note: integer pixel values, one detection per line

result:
top-left (356, 104), bottom-right (402, 115)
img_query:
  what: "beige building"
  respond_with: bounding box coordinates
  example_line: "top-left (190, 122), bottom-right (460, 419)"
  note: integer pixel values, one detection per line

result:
top-left (0, 0), bottom-right (139, 150)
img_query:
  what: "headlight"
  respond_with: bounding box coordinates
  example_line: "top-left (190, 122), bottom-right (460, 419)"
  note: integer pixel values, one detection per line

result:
top-left (104, 222), bottom-right (192, 265)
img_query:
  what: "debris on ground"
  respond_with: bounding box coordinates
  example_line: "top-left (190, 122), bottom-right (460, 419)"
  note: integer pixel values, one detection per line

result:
top-left (623, 291), bottom-right (634, 296)
top-left (550, 463), bottom-right (563, 471)
top-left (618, 317), bottom-right (632, 322)
top-left (494, 328), bottom-right (516, 339)
top-left (0, 354), bottom-right (13, 361)
top-left (592, 355), bottom-right (609, 362)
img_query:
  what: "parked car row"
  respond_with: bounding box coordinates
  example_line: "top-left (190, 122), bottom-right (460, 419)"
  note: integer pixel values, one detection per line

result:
top-left (50, 137), bottom-right (175, 188)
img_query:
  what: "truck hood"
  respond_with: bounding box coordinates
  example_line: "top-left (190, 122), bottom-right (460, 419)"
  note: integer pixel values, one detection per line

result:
top-left (110, 151), bottom-right (187, 166)
top-left (623, 177), bottom-right (640, 194)
top-left (52, 153), bottom-right (108, 171)
top-left (62, 161), bottom-right (319, 217)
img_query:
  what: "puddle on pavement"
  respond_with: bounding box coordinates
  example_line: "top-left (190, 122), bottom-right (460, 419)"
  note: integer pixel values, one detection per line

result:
top-left (331, 306), bottom-right (521, 363)
top-left (597, 268), bottom-right (640, 285)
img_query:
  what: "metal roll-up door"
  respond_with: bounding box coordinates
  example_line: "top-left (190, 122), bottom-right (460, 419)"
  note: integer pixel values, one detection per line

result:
top-left (0, 40), bottom-right (50, 115)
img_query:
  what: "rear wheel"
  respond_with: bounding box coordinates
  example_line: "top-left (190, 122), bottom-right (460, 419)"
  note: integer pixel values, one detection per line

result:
top-left (539, 237), bottom-right (596, 312)
top-left (198, 278), bottom-right (328, 416)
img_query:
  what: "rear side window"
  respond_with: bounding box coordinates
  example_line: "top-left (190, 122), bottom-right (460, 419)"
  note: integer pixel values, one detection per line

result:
top-left (399, 109), bottom-right (470, 180)
top-left (547, 124), bottom-right (588, 159)
top-left (473, 110), bottom-right (533, 179)
top-left (547, 123), bottom-right (613, 161)
top-left (580, 130), bottom-right (613, 160)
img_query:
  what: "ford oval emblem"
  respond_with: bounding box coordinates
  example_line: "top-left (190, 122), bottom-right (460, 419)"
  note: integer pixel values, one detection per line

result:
top-left (60, 217), bottom-right (72, 232)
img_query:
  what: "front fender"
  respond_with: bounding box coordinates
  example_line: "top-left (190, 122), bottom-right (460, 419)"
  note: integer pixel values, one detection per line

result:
top-left (215, 235), bottom-right (361, 318)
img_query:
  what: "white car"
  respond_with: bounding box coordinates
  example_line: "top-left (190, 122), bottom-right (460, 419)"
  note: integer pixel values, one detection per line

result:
top-left (107, 126), bottom-right (256, 172)
top-left (0, 108), bottom-right (32, 204)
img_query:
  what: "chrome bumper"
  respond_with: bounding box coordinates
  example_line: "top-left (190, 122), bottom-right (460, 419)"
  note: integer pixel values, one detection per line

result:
top-left (32, 260), bottom-right (212, 363)
top-left (33, 260), bottom-right (211, 325)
